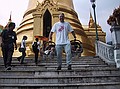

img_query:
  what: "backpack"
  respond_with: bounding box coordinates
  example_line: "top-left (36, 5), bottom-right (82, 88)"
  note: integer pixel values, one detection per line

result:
top-left (32, 42), bottom-right (38, 52)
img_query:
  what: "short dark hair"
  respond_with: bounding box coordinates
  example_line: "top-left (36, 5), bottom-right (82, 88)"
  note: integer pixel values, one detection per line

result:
top-left (23, 35), bottom-right (27, 40)
top-left (59, 13), bottom-right (64, 18)
top-left (35, 38), bottom-right (39, 41)
top-left (8, 22), bottom-right (15, 28)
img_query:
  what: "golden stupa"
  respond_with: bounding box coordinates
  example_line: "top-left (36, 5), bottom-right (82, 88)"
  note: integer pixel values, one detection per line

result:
top-left (14, 0), bottom-right (106, 57)
top-left (0, 25), bottom-right (3, 57)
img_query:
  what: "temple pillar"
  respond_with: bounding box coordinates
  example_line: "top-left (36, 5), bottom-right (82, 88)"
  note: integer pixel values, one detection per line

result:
top-left (33, 13), bottom-right (42, 37)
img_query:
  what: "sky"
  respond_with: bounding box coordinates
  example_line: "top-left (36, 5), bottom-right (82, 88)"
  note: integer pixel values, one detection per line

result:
top-left (0, 0), bottom-right (120, 42)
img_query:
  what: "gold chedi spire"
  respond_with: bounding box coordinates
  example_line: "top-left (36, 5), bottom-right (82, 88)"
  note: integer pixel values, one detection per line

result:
top-left (7, 12), bottom-right (12, 23)
top-left (89, 12), bottom-right (94, 28)
top-left (16, 0), bottom-right (96, 56)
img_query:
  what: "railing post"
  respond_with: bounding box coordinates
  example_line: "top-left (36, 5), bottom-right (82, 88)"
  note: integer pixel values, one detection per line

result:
top-left (111, 26), bottom-right (120, 68)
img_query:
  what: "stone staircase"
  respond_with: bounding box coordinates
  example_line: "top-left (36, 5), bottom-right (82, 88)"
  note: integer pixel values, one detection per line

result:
top-left (0, 56), bottom-right (120, 89)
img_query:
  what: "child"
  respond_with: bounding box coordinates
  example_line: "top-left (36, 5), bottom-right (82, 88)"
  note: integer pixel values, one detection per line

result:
top-left (43, 46), bottom-right (55, 60)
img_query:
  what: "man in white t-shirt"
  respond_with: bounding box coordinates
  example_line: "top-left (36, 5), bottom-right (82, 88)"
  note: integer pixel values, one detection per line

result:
top-left (49, 13), bottom-right (76, 70)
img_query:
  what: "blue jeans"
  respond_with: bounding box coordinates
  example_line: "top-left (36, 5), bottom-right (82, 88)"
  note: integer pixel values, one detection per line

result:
top-left (55, 44), bottom-right (72, 67)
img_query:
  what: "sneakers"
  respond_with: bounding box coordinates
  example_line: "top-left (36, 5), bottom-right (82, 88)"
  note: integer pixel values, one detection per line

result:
top-left (57, 66), bottom-right (61, 70)
top-left (35, 62), bottom-right (38, 66)
top-left (57, 65), bottom-right (72, 70)
top-left (17, 57), bottom-right (20, 62)
top-left (68, 65), bottom-right (72, 70)
top-left (20, 62), bottom-right (26, 64)
top-left (6, 66), bottom-right (11, 70)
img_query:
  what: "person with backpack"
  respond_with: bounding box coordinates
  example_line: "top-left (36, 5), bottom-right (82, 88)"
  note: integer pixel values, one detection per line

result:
top-left (32, 38), bottom-right (40, 65)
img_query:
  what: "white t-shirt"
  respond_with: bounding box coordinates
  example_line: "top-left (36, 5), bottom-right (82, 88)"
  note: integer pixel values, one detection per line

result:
top-left (21, 40), bottom-right (26, 48)
top-left (51, 22), bottom-right (73, 45)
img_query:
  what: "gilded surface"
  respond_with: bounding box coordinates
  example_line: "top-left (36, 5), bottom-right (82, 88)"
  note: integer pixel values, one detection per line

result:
top-left (13, 0), bottom-right (106, 57)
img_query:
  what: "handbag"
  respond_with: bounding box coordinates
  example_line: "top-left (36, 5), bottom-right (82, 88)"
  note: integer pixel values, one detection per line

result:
top-left (19, 47), bottom-right (23, 52)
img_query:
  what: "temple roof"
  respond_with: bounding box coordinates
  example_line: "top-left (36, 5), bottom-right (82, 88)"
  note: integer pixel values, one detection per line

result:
top-left (26, 0), bottom-right (74, 13)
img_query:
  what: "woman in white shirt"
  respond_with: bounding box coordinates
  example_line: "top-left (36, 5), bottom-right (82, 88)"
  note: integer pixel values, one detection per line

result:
top-left (17, 36), bottom-right (27, 64)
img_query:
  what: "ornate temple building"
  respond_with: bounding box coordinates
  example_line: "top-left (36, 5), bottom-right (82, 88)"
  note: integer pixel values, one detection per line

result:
top-left (13, 0), bottom-right (106, 57)
top-left (0, 25), bottom-right (3, 57)
top-left (83, 13), bottom-right (106, 47)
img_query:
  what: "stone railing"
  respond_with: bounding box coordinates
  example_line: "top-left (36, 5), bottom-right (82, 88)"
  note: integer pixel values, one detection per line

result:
top-left (95, 26), bottom-right (120, 68)
top-left (96, 41), bottom-right (115, 65)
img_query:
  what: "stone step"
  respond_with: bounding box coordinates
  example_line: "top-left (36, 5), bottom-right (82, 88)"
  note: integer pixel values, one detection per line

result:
top-left (0, 57), bottom-right (106, 63)
top-left (0, 64), bottom-right (115, 70)
top-left (0, 56), bottom-right (119, 89)
top-left (0, 82), bottom-right (120, 89)
top-left (0, 56), bottom-right (103, 62)
top-left (0, 64), bottom-right (109, 69)
top-left (0, 62), bottom-right (107, 66)
top-left (0, 75), bottom-right (120, 84)
top-left (0, 68), bottom-right (119, 76)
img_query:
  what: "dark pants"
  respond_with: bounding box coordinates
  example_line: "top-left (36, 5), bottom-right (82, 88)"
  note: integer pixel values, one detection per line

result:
top-left (1, 43), bottom-right (14, 68)
top-left (18, 48), bottom-right (26, 63)
top-left (34, 49), bottom-right (39, 64)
